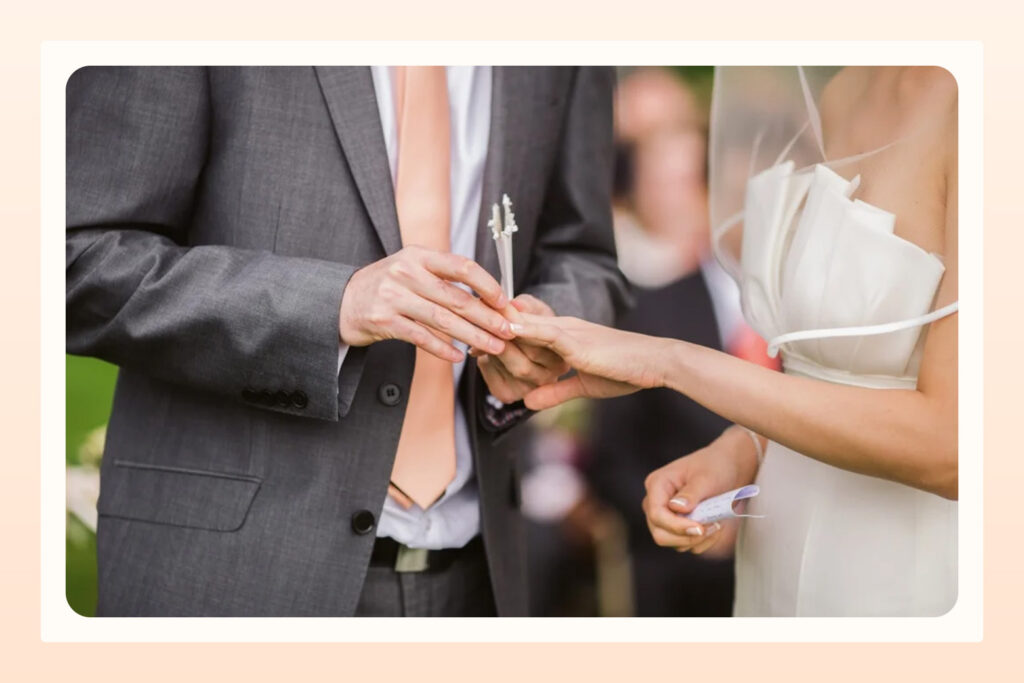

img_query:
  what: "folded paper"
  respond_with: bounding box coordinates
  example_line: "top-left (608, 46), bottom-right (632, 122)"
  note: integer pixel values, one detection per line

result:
top-left (687, 485), bottom-right (763, 525)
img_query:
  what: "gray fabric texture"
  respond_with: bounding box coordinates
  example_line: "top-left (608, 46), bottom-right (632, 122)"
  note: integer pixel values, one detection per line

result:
top-left (66, 66), bottom-right (629, 616)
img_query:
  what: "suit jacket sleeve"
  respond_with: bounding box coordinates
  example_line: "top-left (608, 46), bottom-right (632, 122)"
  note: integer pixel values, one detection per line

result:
top-left (522, 66), bottom-right (631, 323)
top-left (479, 66), bottom-right (632, 432)
top-left (66, 66), bottom-right (358, 422)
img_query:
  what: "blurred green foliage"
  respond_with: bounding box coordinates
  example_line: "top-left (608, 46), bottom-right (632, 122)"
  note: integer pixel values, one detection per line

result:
top-left (66, 354), bottom-right (117, 616)
top-left (672, 65), bottom-right (715, 112)
top-left (66, 355), bottom-right (117, 465)
top-left (66, 512), bottom-right (99, 616)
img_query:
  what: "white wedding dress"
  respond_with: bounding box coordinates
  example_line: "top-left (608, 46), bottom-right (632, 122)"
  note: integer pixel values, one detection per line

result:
top-left (728, 162), bottom-right (958, 616)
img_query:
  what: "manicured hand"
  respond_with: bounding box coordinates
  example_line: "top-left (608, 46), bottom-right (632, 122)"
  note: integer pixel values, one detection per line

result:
top-left (642, 426), bottom-right (760, 554)
top-left (476, 294), bottom-right (571, 404)
top-left (339, 246), bottom-right (514, 362)
top-left (509, 313), bottom-right (672, 410)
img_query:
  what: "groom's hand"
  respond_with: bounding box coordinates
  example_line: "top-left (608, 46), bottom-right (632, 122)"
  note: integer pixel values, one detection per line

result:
top-left (477, 294), bottom-right (570, 404)
top-left (339, 246), bottom-right (514, 362)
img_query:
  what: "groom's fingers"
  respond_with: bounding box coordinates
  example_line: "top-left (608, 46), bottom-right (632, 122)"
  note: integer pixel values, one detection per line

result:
top-left (511, 293), bottom-right (555, 317)
top-left (478, 354), bottom-right (534, 404)
top-left (496, 341), bottom-right (554, 385)
top-left (422, 251), bottom-right (507, 310)
top-left (523, 376), bottom-right (587, 411)
top-left (388, 316), bottom-right (464, 363)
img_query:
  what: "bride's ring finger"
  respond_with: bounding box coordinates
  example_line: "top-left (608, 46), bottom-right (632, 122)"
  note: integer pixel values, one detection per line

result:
top-left (518, 343), bottom-right (568, 372)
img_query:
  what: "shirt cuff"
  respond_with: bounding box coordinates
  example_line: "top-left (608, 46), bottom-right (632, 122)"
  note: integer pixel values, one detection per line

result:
top-left (482, 395), bottom-right (531, 431)
top-left (338, 343), bottom-right (350, 375)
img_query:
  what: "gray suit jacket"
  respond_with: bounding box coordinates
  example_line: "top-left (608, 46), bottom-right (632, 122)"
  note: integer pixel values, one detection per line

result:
top-left (66, 66), bottom-right (628, 616)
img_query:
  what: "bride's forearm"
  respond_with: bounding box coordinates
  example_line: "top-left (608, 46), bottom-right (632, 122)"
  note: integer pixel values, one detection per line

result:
top-left (659, 339), bottom-right (957, 499)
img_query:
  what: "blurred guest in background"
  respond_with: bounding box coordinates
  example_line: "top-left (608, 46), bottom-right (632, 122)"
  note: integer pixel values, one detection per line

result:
top-left (589, 68), bottom-right (735, 617)
top-left (511, 66), bottom-right (959, 618)
top-left (522, 68), bottom-right (778, 616)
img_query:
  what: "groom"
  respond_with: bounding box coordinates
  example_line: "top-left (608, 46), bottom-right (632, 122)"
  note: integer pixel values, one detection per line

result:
top-left (66, 66), bottom-right (628, 616)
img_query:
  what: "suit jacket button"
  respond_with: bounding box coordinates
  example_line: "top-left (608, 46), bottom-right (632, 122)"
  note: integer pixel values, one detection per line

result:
top-left (291, 390), bottom-right (308, 409)
top-left (258, 390), bottom-right (275, 406)
top-left (351, 509), bottom-right (376, 535)
top-left (378, 383), bottom-right (401, 406)
top-left (274, 390), bottom-right (291, 407)
top-left (241, 387), bottom-right (258, 402)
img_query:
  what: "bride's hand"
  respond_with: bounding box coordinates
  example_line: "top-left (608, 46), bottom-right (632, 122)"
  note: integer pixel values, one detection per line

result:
top-left (509, 314), bottom-right (673, 411)
top-left (642, 426), bottom-right (761, 554)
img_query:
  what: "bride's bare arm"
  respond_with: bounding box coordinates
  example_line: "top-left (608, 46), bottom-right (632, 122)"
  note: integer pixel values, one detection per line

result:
top-left (661, 114), bottom-right (957, 499)
top-left (521, 286), bottom-right (956, 501)
top-left (514, 127), bottom-right (958, 500)
top-left (662, 309), bottom-right (956, 499)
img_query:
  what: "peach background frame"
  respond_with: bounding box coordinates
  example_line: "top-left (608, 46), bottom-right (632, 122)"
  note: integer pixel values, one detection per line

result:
top-left (3, 1), bottom-right (1020, 678)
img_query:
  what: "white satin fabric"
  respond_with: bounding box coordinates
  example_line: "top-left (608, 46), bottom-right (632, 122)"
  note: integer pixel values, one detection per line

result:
top-left (730, 162), bottom-right (958, 616)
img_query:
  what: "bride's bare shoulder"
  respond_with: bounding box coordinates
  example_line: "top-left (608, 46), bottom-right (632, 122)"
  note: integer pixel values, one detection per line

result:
top-left (899, 66), bottom-right (957, 95)
top-left (822, 67), bottom-right (956, 120)
top-left (822, 67), bottom-right (957, 157)
top-left (897, 67), bottom-right (957, 118)
top-left (898, 68), bottom-right (957, 171)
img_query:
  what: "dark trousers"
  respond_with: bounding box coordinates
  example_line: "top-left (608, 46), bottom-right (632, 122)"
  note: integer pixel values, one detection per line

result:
top-left (354, 538), bottom-right (497, 617)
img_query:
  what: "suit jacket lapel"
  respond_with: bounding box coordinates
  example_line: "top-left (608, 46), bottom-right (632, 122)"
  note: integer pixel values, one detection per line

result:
top-left (314, 66), bottom-right (403, 256)
top-left (475, 67), bottom-right (507, 282)
top-left (475, 67), bottom-right (547, 286)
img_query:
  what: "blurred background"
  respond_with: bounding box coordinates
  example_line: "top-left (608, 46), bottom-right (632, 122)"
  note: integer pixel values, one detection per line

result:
top-left (65, 65), bottom-right (776, 617)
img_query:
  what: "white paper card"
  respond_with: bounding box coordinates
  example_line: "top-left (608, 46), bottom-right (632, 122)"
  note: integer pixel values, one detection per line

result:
top-left (686, 485), bottom-right (763, 525)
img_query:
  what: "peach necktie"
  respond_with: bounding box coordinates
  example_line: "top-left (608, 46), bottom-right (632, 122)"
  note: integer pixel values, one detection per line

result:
top-left (388, 66), bottom-right (457, 509)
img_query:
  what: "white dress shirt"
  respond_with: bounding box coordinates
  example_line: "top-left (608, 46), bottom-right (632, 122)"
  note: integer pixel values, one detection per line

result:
top-left (345, 66), bottom-right (492, 549)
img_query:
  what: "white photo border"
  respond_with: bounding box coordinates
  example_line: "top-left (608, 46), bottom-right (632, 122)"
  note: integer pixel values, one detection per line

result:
top-left (42, 40), bottom-right (983, 642)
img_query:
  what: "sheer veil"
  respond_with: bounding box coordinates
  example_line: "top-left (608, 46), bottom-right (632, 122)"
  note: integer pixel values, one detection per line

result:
top-left (708, 66), bottom-right (840, 282)
top-left (707, 66), bottom-right (957, 362)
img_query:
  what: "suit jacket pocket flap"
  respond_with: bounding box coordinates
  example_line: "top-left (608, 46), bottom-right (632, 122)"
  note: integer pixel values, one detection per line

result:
top-left (98, 460), bottom-right (262, 532)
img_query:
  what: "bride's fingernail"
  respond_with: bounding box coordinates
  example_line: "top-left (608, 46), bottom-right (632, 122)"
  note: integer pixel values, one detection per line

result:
top-left (509, 323), bottom-right (524, 334)
top-left (706, 522), bottom-right (722, 537)
top-left (670, 497), bottom-right (688, 508)
top-left (685, 527), bottom-right (703, 537)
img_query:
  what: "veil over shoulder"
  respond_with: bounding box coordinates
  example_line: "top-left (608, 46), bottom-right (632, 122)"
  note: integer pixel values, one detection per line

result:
top-left (708, 66), bottom-right (956, 387)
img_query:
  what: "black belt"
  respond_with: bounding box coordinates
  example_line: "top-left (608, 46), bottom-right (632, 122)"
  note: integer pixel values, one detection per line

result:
top-left (369, 535), bottom-right (484, 573)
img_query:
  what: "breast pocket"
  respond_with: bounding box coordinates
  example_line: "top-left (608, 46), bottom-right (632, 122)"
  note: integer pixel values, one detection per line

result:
top-left (97, 460), bottom-right (262, 532)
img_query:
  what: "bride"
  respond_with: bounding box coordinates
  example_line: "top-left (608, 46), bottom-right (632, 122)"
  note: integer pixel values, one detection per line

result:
top-left (509, 66), bottom-right (958, 616)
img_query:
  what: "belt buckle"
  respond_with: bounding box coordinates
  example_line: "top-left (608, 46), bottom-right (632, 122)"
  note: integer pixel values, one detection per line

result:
top-left (394, 544), bottom-right (429, 573)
